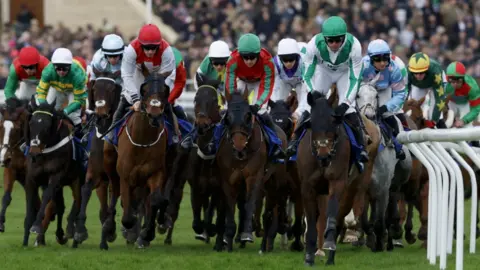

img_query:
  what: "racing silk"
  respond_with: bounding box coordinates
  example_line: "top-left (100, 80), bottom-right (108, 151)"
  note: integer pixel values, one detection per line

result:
top-left (225, 48), bottom-right (275, 106)
top-left (195, 56), bottom-right (226, 89)
top-left (168, 47), bottom-right (187, 104)
top-left (4, 55), bottom-right (50, 99)
top-left (36, 61), bottom-right (87, 114)
top-left (445, 74), bottom-right (480, 124)
top-left (303, 33), bottom-right (363, 104)
top-left (121, 38), bottom-right (175, 103)
top-left (361, 55), bottom-right (407, 112)
top-left (272, 55), bottom-right (304, 90)
top-left (89, 48), bottom-right (122, 85)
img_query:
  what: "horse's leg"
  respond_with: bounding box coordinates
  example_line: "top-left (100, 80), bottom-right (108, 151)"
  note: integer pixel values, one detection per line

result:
top-left (353, 197), bottom-right (370, 247)
top-left (0, 168), bottom-right (15, 232)
top-left (164, 173), bottom-right (187, 245)
top-left (418, 180), bottom-right (429, 241)
top-left (23, 172), bottom-right (39, 247)
top-left (290, 193), bottom-right (304, 251)
top-left (255, 189), bottom-right (265, 238)
top-left (138, 170), bottom-right (165, 248)
top-left (222, 180), bottom-right (238, 252)
top-left (30, 174), bottom-right (61, 235)
top-left (213, 189), bottom-right (226, 252)
top-left (386, 192), bottom-right (400, 251)
top-left (68, 178), bottom-right (82, 248)
top-left (302, 185), bottom-right (319, 266)
top-left (261, 182), bottom-right (279, 253)
top-left (120, 179), bottom-right (136, 231)
top-left (373, 192), bottom-right (388, 252)
top-left (53, 189), bottom-right (68, 246)
top-left (104, 174), bottom-right (121, 243)
top-left (240, 169), bottom-right (264, 244)
top-left (322, 179), bottom-right (346, 266)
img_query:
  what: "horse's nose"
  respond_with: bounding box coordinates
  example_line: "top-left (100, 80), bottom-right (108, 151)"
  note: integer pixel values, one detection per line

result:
top-left (95, 100), bottom-right (106, 108)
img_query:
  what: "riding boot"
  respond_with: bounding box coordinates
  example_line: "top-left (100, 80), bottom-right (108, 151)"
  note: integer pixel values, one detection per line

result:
top-left (345, 112), bottom-right (369, 162)
top-left (285, 111), bottom-right (310, 157)
top-left (384, 116), bottom-right (406, 160)
top-left (107, 97), bottom-right (131, 141)
top-left (259, 112), bottom-right (286, 159)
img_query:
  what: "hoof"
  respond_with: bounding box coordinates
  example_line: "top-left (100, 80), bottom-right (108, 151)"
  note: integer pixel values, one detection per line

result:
top-left (342, 229), bottom-right (358, 243)
top-left (107, 232), bottom-right (117, 243)
top-left (305, 252), bottom-right (315, 266)
top-left (100, 242), bottom-right (109, 250)
top-left (30, 224), bottom-right (43, 235)
top-left (352, 236), bottom-right (365, 247)
top-left (239, 241), bottom-right (246, 249)
top-left (240, 232), bottom-right (254, 243)
top-left (164, 238), bottom-right (172, 245)
top-left (136, 238), bottom-right (150, 249)
top-left (421, 241), bottom-right (427, 249)
top-left (418, 227), bottom-right (427, 241)
top-left (290, 240), bottom-right (304, 252)
top-left (405, 232), bottom-right (417, 245)
top-left (255, 229), bottom-right (264, 238)
top-left (393, 239), bottom-right (404, 248)
top-left (322, 240), bottom-right (336, 251)
top-left (72, 240), bottom-right (79, 249)
top-left (315, 249), bottom-right (325, 257)
top-left (74, 231), bottom-right (89, 243)
top-left (366, 233), bottom-right (376, 250)
top-left (195, 232), bottom-right (207, 242)
top-left (157, 224), bottom-right (168, 235)
top-left (56, 235), bottom-right (68, 245)
top-left (0, 222), bottom-right (4, 232)
top-left (121, 226), bottom-right (128, 239)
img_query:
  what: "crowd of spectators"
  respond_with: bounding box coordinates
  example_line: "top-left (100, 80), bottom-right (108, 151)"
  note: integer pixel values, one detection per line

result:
top-left (2, 0), bottom-right (480, 90)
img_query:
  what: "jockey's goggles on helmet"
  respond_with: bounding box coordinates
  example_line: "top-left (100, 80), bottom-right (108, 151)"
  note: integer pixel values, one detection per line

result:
top-left (141, 44), bottom-right (159, 51)
top-left (54, 64), bottom-right (71, 72)
top-left (21, 64), bottom-right (37, 70)
top-left (279, 54), bottom-right (298, 63)
top-left (448, 76), bottom-right (463, 82)
top-left (210, 57), bottom-right (228, 66)
top-left (240, 52), bottom-right (259, 60)
top-left (105, 54), bottom-right (122, 58)
top-left (371, 54), bottom-right (390, 62)
top-left (325, 35), bottom-right (345, 44)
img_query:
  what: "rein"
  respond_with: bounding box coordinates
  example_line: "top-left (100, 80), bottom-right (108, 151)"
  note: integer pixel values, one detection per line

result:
top-left (124, 112), bottom-right (165, 148)
top-left (30, 110), bottom-right (73, 154)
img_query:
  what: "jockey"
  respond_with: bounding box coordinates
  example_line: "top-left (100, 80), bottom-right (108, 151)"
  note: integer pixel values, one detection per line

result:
top-left (36, 48), bottom-right (87, 139)
top-left (179, 40), bottom-right (230, 150)
top-left (361, 39), bottom-right (406, 160)
top-left (108, 24), bottom-right (175, 139)
top-left (89, 34), bottom-right (124, 85)
top-left (445, 61), bottom-right (480, 129)
top-left (285, 16), bottom-right (368, 164)
top-left (224, 33), bottom-right (285, 159)
top-left (164, 46), bottom-right (188, 123)
top-left (270, 38), bottom-right (305, 103)
top-left (407, 52), bottom-right (447, 128)
top-left (4, 46), bottom-right (49, 108)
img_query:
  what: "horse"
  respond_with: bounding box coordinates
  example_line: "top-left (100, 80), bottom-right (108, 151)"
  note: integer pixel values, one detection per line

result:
top-left (74, 70), bottom-right (122, 250)
top-left (215, 89), bottom-right (287, 252)
top-left (24, 97), bottom-right (84, 247)
top-left (355, 80), bottom-right (413, 251)
top-left (0, 99), bottom-right (29, 232)
top-left (267, 96), bottom-right (306, 252)
top-left (297, 91), bottom-right (380, 266)
top-left (116, 73), bottom-right (170, 248)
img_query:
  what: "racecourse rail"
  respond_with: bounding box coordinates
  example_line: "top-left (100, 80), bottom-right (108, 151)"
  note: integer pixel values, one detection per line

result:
top-left (397, 128), bottom-right (480, 270)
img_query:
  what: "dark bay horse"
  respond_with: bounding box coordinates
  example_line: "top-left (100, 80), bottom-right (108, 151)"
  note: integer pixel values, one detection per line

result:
top-left (24, 97), bottom-right (83, 247)
top-left (116, 74), bottom-right (169, 248)
top-left (74, 71), bottom-right (122, 250)
top-left (297, 92), bottom-right (380, 266)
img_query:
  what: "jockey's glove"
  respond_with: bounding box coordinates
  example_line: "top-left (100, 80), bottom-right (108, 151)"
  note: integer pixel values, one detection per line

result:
top-left (250, 104), bottom-right (260, 114)
top-left (377, 105), bottom-right (388, 116)
top-left (333, 103), bottom-right (349, 117)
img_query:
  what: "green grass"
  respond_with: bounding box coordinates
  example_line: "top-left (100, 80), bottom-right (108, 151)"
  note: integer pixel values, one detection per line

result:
top-left (0, 178), bottom-right (479, 270)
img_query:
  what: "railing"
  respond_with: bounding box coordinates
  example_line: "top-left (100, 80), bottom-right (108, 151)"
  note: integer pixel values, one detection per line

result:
top-left (397, 128), bottom-right (479, 270)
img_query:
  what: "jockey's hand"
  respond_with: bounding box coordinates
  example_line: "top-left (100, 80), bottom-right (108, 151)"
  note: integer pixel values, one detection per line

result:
top-left (334, 103), bottom-right (349, 117)
top-left (454, 119), bottom-right (465, 128)
top-left (133, 101), bottom-right (141, 112)
top-left (377, 105), bottom-right (388, 116)
top-left (250, 104), bottom-right (260, 114)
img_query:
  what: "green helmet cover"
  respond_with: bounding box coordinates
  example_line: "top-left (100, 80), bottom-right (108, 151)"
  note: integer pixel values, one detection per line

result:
top-left (238, 33), bottom-right (261, 54)
top-left (446, 61), bottom-right (466, 77)
top-left (322, 16), bottom-right (347, 37)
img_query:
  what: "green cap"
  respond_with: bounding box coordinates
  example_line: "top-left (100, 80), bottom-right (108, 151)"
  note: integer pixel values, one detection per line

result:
top-left (238, 33), bottom-right (261, 54)
top-left (322, 16), bottom-right (347, 37)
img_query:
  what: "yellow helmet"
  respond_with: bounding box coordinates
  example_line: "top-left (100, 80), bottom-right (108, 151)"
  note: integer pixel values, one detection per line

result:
top-left (408, 52), bottom-right (430, 73)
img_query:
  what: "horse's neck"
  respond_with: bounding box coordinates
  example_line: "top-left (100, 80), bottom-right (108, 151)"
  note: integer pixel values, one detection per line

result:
top-left (46, 119), bottom-right (70, 147)
top-left (129, 112), bottom-right (163, 142)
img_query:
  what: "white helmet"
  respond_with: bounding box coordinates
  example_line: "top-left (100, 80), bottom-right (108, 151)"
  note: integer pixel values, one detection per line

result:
top-left (208, 40), bottom-right (230, 58)
top-left (297, 42), bottom-right (307, 51)
top-left (101, 34), bottom-right (125, 56)
top-left (277, 38), bottom-right (300, 56)
top-left (51, 48), bottom-right (73, 65)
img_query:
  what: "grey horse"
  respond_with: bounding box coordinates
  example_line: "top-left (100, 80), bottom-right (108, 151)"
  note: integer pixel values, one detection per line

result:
top-left (354, 78), bottom-right (413, 251)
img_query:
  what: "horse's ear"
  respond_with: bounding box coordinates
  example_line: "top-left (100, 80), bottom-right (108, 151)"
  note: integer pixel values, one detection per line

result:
top-left (327, 86), bottom-right (337, 106)
top-left (307, 91), bottom-right (315, 106)
top-left (92, 66), bottom-right (101, 77)
top-left (268, 99), bottom-right (275, 109)
top-left (30, 95), bottom-right (37, 111)
top-left (164, 84), bottom-right (171, 100)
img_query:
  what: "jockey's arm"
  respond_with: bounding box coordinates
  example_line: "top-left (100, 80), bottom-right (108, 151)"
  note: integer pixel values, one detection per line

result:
top-left (270, 62), bottom-right (283, 102)
top-left (462, 76), bottom-right (480, 124)
top-left (36, 66), bottom-right (53, 103)
top-left (385, 68), bottom-right (407, 112)
top-left (225, 57), bottom-right (238, 95)
top-left (303, 38), bottom-right (318, 92)
top-left (64, 73), bottom-right (87, 115)
top-left (159, 46), bottom-right (176, 79)
top-left (194, 56), bottom-right (210, 90)
top-left (121, 45), bottom-right (140, 104)
top-left (344, 38), bottom-right (363, 106)
top-left (431, 70), bottom-right (447, 121)
top-left (168, 61), bottom-right (187, 104)
top-left (256, 58), bottom-right (275, 106)
top-left (4, 64), bottom-right (20, 99)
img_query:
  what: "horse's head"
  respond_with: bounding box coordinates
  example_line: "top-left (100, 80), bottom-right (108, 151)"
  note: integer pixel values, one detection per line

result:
top-left (0, 98), bottom-right (29, 167)
top-left (194, 82), bottom-right (221, 136)
top-left (307, 91), bottom-right (340, 162)
top-left (224, 89), bottom-right (255, 156)
top-left (357, 80), bottom-right (379, 120)
top-left (404, 96), bottom-right (426, 129)
top-left (90, 69), bottom-right (122, 119)
top-left (140, 73), bottom-right (170, 126)
top-left (28, 96), bottom-right (64, 155)
top-left (268, 99), bottom-right (294, 138)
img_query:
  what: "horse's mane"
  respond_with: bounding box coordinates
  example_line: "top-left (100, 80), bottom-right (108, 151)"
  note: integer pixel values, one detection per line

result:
top-left (311, 91), bottom-right (327, 100)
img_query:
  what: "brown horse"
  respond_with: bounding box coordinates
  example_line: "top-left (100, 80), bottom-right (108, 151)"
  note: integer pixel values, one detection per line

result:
top-left (74, 71), bottom-right (122, 250)
top-left (24, 97), bottom-right (83, 247)
top-left (116, 74), bottom-right (169, 248)
top-left (216, 89), bottom-right (287, 252)
top-left (297, 91), bottom-right (380, 266)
